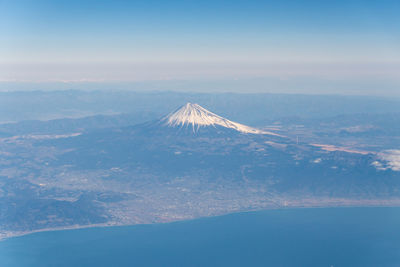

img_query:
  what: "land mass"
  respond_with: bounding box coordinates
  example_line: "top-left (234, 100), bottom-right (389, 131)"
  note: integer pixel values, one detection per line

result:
top-left (1, 102), bottom-right (400, 240)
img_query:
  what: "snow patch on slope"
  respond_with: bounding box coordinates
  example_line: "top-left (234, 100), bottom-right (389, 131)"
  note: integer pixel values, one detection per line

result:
top-left (162, 103), bottom-right (280, 135)
top-left (373, 150), bottom-right (400, 171)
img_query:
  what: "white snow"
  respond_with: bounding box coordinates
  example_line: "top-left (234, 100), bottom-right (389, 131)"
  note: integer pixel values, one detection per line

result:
top-left (162, 103), bottom-right (281, 136)
top-left (313, 158), bottom-right (322, 163)
top-left (375, 150), bottom-right (400, 171)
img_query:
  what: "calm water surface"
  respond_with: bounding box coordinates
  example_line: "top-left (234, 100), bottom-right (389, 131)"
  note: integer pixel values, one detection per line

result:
top-left (1, 207), bottom-right (400, 267)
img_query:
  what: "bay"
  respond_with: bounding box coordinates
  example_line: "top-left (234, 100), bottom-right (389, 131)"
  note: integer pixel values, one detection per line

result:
top-left (1, 207), bottom-right (400, 267)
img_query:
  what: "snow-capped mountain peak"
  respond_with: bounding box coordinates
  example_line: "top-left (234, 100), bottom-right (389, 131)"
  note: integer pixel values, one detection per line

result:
top-left (161, 103), bottom-right (280, 135)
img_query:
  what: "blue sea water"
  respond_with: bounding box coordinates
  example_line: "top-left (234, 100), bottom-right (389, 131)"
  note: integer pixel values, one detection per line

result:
top-left (1, 207), bottom-right (400, 267)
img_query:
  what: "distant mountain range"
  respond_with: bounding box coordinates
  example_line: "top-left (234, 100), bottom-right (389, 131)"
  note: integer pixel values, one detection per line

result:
top-left (1, 90), bottom-right (400, 124)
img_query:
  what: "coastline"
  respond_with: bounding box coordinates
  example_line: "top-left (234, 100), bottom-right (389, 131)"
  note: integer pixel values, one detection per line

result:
top-left (2, 199), bottom-right (400, 242)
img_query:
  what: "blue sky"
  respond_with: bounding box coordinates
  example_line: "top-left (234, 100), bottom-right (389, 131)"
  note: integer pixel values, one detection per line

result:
top-left (0, 0), bottom-right (399, 95)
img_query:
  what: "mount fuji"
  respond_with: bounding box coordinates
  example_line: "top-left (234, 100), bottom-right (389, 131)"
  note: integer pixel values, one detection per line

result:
top-left (160, 103), bottom-right (281, 136)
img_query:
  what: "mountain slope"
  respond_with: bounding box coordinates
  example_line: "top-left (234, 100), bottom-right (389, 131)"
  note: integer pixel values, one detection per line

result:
top-left (160, 103), bottom-right (281, 136)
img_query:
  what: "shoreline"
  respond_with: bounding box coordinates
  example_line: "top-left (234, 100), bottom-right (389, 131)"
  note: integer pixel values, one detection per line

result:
top-left (2, 201), bottom-right (400, 242)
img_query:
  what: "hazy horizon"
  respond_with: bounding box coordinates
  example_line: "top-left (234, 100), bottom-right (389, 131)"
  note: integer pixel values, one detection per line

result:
top-left (1, 78), bottom-right (400, 97)
top-left (1, 0), bottom-right (399, 96)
